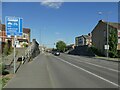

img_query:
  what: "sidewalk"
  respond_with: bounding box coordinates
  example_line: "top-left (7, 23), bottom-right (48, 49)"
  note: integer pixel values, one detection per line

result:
top-left (3, 54), bottom-right (52, 88)
top-left (93, 56), bottom-right (120, 62)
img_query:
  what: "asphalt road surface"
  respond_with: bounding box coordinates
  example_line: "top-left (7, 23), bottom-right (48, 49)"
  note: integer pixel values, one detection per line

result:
top-left (4, 52), bottom-right (119, 88)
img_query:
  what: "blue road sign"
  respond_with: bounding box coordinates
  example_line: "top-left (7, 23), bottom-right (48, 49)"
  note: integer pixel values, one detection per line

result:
top-left (5, 16), bottom-right (23, 36)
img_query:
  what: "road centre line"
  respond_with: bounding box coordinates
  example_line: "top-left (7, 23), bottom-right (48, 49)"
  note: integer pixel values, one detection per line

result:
top-left (53, 56), bottom-right (119, 87)
top-left (66, 56), bottom-right (119, 73)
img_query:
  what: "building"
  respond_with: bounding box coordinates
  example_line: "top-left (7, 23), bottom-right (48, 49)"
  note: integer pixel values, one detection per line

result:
top-left (75, 34), bottom-right (92, 46)
top-left (91, 20), bottom-right (120, 56)
top-left (16, 28), bottom-right (31, 47)
top-left (0, 24), bottom-right (31, 48)
top-left (66, 44), bottom-right (75, 50)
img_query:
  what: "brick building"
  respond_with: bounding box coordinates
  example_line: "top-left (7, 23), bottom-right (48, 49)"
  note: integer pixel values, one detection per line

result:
top-left (0, 24), bottom-right (31, 50)
top-left (91, 20), bottom-right (120, 56)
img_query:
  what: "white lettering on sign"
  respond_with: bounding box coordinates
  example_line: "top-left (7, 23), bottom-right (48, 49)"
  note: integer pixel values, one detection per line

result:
top-left (8, 17), bottom-right (18, 22)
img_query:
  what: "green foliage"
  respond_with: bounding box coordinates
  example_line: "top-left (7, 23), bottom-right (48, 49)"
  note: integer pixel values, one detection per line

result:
top-left (90, 46), bottom-right (104, 56)
top-left (56, 41), bottom-right (66, 52)
top-left (117, 51), bottom-right (120, 58)
top-left (2, 77), bottom-right (10, 87)
top-left (0, 63), bottom-right (9, 75)
top-left (108, 27), bottom-right (118, 58)
top-left (22, 43), bottom-right (28, 47)
top-left (3, 43), bottom-right (12, 56)
top-left (1, 63), bottom-right (5, 71)
top-left (0, 63), bottom-right (2, 74)
top-left (2, 70), bottom-right (9, 75)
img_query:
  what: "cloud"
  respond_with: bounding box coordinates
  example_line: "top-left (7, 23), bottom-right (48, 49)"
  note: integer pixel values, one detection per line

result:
top-left (56, 38), bottom-right (64, 41)
top-left (41, 0), bottom-right (63, 9)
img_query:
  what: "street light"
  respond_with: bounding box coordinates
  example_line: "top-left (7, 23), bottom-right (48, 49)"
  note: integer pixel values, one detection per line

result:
top-left (98, 12), bottom-right (109, 58)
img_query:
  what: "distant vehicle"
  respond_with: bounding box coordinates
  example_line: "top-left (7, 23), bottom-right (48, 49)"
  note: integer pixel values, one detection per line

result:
top-left (54, 51), bottom-right (60, 56)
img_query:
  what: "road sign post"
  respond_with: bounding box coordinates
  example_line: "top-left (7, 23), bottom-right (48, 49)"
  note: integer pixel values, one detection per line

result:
top-left (104, 45), bottom-right (109, 50)
top-left (104, 45), bottom-right (109, 58)
top-left (14, 36), bottom-right (16, 73)
top-left (5, 16), bottom-right (23, 74)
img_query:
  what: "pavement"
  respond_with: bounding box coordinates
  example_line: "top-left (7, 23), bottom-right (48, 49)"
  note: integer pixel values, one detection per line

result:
top-left (93, 56), bottom-right (120, 62)
top-left (3, 52), bottom-right (119, 88)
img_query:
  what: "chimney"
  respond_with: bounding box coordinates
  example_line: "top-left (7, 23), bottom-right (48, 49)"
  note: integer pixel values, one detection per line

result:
top-left (99, 20), bottom-right (104, 22)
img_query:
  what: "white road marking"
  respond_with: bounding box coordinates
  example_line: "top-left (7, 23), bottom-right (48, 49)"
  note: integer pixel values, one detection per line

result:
top-left (67, 56), bottom-right (119, 72)
top-left (54, 56), bottom-right (119, 87)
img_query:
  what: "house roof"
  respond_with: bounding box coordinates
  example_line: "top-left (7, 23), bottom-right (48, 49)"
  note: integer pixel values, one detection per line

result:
top-left (100, 20), bottom-right (120, 29)
top-left (76, 35), bottom-right (89, 39)
top-left (106, 22), bottom-right (120, 29)
top-left (92, 20), bottom-right (120, 33)
top-left (82, 35), bottom-right (89, 39)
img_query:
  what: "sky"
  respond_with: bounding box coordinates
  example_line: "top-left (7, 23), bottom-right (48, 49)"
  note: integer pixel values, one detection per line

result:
top-left (2, 2), bottom-right (118, 48)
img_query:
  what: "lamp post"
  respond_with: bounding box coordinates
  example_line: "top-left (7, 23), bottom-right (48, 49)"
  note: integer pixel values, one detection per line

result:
top-left (106, 14), bottom-right (109, 58)
top-left (98, 12), bottom-right (109, 58)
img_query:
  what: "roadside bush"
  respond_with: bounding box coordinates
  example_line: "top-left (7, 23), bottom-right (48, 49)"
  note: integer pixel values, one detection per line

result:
top-left (2, 77), bottom-right (10, 87)
top-left (90, 46), bottom-right (104, 56)
top-left (2, 70), bottom-right (9, 75)
top-left (117, 51), bottom-right (120, 58)
top-left (109, 51), bottom-right (114, 58)
top-left (0, 63), bottom-right (10, 75)
top-left (0, 63), bottom-right (2, 74)
top-left (109, 51), bottom-right (118, 58)
top-left (22, 43), bottom-right (28, 48)
top-left (3, 43), bottom-right (13, 56)
top-left (1, 63), bottom-right (5, 71)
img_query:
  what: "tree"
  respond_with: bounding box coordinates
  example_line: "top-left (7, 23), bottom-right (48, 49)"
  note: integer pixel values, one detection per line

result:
top-left (56, 41), bottom-right (66, 52)
top-left (108, 27), bottom-right (118, 58)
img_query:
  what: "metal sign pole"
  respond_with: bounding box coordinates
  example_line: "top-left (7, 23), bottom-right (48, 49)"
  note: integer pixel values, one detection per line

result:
top-left (14, 36), bottom-right (16, 74)
top-left (5, 16), bottom-right (23, 73)
top-left (106, 13), bottom-right (109, 59)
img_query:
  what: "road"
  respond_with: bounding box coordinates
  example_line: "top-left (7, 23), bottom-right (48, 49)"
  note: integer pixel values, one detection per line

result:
top-left (4, 52), bottom-right (119, 88)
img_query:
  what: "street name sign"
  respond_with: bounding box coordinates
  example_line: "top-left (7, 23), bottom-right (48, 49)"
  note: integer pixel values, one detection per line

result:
top-left (5, 16), bottom-right (23, 36)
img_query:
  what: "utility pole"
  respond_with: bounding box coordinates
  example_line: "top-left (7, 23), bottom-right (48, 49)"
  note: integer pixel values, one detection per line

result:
top-left (106, 14), bottom-right (109, 59)
top-left (98, 12), bottom-right (109, 58)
